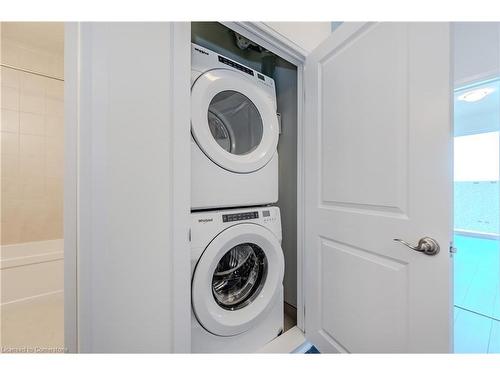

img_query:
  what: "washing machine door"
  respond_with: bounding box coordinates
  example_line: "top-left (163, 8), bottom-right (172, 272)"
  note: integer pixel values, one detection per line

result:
top-left (192, 223), bottom-right (284, 337)
top-left (191, 69), bottom-right (279, 173)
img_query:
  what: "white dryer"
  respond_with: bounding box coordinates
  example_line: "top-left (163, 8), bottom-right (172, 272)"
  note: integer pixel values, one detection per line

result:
top-left (191, 43), bottom-right (279, 210)
top-left (191, 206), bottom-right (284, 353)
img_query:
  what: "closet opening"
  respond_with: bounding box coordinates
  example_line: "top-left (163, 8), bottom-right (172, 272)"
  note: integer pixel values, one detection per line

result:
top-left (191, 21), bottom-right (300, 337)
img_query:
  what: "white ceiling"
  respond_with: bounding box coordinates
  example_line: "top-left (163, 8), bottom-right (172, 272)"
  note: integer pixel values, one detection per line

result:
top-left (1, 22), bottom-right (64, 54)
top-left (454, 79), bottom-right (500, 137)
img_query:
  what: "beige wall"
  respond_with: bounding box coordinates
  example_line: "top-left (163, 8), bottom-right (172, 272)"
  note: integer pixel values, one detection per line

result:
top-left (1, 32), bottom-right (64, 245)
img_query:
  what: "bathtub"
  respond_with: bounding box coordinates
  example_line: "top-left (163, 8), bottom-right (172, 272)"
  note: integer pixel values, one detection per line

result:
top-left (1, 239), bottom-right (64, 351)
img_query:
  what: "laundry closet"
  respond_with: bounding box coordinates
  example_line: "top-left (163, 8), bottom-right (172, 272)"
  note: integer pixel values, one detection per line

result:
top-left (189, 22), bottom-right (300, 352)
top-left (66, 22), bottom-right (453, 354)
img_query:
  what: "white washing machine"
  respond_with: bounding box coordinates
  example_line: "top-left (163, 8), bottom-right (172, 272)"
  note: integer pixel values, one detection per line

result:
top-left (191, 206), bottom-right (284, 353)
top-left (191, 43), bottom-right (280, 210)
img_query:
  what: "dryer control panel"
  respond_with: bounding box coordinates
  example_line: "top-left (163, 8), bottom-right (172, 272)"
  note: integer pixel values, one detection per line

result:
top-left (222, 211), bottom-right (259, 222)
top-left (191, 43), bottom-right (276, 93)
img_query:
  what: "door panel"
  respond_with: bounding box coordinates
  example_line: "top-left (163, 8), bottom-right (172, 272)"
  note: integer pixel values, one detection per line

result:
top-left (320, 238), bottom-right (409, 353)
top-left (320, 24), bottom-right (408, 212)
top-left (304, 23), bottom-right (452, 353)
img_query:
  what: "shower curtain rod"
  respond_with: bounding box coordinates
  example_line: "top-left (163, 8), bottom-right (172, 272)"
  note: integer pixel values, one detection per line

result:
top-left (1, 63), bottom-right (64, 82)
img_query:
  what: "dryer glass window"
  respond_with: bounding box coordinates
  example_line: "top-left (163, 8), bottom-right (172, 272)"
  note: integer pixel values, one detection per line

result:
top-left (208, 91), bottom-right (263, 155)
top-left (212, 243), bottom-right (268, 310)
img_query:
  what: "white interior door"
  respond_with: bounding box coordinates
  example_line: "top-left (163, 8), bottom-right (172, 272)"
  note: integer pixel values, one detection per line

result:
top-left (304, 22), bottom-right (453, 353)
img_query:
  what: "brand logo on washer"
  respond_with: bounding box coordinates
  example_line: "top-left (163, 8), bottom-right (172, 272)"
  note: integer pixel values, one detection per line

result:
top-left (194, 47), bottom-right (209, 56)
top-left (198, 218), bottom-right (213, 223)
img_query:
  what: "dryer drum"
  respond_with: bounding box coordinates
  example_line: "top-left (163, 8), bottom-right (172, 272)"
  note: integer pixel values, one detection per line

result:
top-left (207, 110), bottom-right (232, 153)
top-left (207, 90), bottom-right (264, 156)
top-left (212, 243), bottom-right (268, 311)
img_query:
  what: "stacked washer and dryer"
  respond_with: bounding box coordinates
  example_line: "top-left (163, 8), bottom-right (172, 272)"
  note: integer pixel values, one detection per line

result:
top-left (190, 43), bottom-right (285, 353)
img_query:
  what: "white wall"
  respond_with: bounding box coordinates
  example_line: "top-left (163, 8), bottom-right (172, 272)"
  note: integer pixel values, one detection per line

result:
top-left (454, 22), bottom-right (500, 86)
top-left (263, 22), bottom-right (331, 52)
top-left (66, 22), bottom-right (191, 353)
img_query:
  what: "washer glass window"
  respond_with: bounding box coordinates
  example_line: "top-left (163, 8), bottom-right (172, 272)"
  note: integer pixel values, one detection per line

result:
top-left (212, 243), bottom-right (268, 310)
top-left (208, 91), bottom-right (263, 155)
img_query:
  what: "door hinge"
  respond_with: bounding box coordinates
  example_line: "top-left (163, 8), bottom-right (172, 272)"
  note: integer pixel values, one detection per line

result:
top-left (449, 242), bottom-right (457, 255)
top-left (188, 228), bottom-right (191, 242)
top-left (277, 113), bottom-right (282, 135)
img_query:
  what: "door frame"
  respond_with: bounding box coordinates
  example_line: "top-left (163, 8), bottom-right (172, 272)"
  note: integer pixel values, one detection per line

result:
top-left (64, 22), bottom-right (79, 353)
top-left (65, 21), bottom-right (313, 352)
top-left (222, 22), bottom-right (309, 332)
top-left (64, 22), bottom-right (307, 353)
top-left (64, 21), bottom-right (455, 353)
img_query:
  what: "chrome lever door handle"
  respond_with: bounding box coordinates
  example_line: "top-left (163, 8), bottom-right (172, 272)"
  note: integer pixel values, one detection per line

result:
top-left (393, 237), bottom-right (440, 256)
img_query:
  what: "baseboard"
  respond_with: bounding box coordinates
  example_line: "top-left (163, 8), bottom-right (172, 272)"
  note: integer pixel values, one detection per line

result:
top-left (258, 326), bottom-right (306, 353)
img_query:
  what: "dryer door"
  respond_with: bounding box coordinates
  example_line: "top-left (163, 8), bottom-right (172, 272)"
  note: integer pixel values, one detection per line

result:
top-left (191, 69), bottom-right (279, 173)
top-left (192, 223), bottom-right (284, 337)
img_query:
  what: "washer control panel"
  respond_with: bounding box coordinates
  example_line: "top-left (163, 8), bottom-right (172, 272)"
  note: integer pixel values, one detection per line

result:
top-left (222, 211), bottom-right (259, 223)
top-left (191, 206), bottom-right (282, 246)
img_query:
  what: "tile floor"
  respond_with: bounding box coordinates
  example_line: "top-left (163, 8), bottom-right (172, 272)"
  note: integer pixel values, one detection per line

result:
top-left (454, 307), bottom-right (500, 353)
top-left (454, 234), bottom-right (500, 353)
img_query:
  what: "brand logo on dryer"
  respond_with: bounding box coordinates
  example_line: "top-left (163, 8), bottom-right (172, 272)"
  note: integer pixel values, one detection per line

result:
top-left (198, 218), bottom-right (213, 223)
top-left (194, 47), bottom-right (209, 56)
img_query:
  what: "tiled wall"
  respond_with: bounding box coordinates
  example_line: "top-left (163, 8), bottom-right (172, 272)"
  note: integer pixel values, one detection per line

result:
top-left (1, 37), bottom-right (64, 79)
top-left (1, 38), bottom-right (64, 245)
